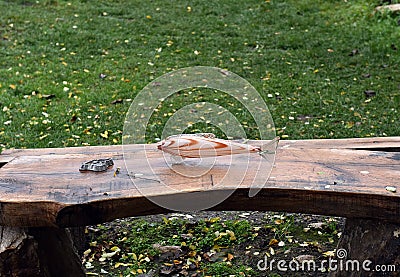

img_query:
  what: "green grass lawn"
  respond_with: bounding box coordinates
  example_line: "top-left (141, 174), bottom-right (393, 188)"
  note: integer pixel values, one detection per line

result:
top-left (1, 0), bottom-right (399, 151)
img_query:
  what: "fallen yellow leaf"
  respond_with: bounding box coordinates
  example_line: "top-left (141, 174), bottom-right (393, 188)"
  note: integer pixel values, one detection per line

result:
top-left (269, 238), bottom-right (279, 246)
top-left (100, 130), bottom-right (109, 138)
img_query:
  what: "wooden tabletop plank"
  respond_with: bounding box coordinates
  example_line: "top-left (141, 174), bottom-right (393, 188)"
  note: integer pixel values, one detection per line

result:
top-left (0, 137), bottom-right (399, 227)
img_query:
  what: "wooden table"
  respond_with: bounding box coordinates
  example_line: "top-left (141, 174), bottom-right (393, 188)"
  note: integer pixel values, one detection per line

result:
top-left (0, 137), bottom-right (399, 276)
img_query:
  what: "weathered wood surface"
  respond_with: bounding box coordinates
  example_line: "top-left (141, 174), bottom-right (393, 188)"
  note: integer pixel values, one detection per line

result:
top-left (0, 137), bottom-right (399, 227)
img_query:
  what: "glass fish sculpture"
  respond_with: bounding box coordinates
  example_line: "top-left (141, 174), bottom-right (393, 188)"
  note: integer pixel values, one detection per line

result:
top-left (157, 133), bottom-right (279, 160)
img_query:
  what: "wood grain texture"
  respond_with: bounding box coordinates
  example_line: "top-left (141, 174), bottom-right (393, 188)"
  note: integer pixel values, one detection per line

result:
top-left (0, 137), bottom-right (399, 227)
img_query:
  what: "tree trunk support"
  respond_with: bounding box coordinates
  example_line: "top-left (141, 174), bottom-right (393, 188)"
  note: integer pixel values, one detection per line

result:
top-left (328, 218), bottom-right (400, 277)
top-left (0, 226), bottom-right (85, 277)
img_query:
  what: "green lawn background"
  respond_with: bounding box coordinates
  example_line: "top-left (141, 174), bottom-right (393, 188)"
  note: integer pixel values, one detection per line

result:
top-left (1, 0), bottom-right (399, 149)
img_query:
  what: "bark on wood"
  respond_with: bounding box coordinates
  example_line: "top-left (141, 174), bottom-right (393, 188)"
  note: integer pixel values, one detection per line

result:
top-left (0, 227), bottom-right (41, 276)
top-left (28, 227), bottom-right (85, 277)
top-left (67, 227), bottom-right (86, 256)
top-left (328, 218), bottom-right (400, 277)
top-left (0, 226), bottom-right (85, 277)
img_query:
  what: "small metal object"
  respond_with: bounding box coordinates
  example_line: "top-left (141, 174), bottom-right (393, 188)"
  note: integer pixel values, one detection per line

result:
top-left (79, 158), bottom-right (114, 172)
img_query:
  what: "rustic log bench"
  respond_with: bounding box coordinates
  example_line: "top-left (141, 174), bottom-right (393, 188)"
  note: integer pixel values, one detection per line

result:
top-left (0, 137), bottom-right (399, 276)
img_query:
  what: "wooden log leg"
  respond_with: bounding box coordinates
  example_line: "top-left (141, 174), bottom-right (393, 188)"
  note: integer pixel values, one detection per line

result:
top-left (0, 226), bottom-right (41, 276)
top-left (329, 218), bottom-right (400, 277)
top-left (67, 227), bottom-right (87, 256)
top-left (28, 227), bottom-right (85, 277)
top-left (0, 226), bottom-right (85, 277)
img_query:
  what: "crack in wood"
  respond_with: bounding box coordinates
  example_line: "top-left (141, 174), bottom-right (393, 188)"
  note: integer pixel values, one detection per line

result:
top-left (353, 147), bottom-right (400, 152)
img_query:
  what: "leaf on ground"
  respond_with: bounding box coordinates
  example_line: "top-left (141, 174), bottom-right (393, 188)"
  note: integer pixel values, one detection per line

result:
top-left (114, 262), bottom-right (133, 268)
top-left (322, 250), bottom-right (335, 257)
top-left (308, 222), bottom-right (325, 229)
top-left (349, 49), bottom-right (359, 56)
top-left (295, 254), bottom-right (315, 262)
top-left (100, 130), bottom-right (109, 138)
top-left (111, 99), bottom-right (123, 104)
top-left (209, 217), bottom-right (220, 223)
top-left (153, 243), bottom-right (182, 253)
top-left (40, 94), bottom-right (56, 99)
top-left (269, 238), bottom-right (278, 246)
top-left (226, 230), bottom-right (236, 241)
top-left (208, 251), bottom-right (226, 262)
